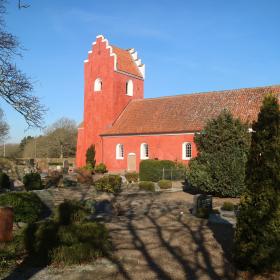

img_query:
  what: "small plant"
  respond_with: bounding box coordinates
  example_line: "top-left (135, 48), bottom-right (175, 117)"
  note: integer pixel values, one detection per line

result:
top-left (86, 145), bottom-right (96, 170)
top-left (75, 167), bottom-right (93, 184)
top-left (95, 163), bottom-right (108, 174)
top-left (125, 172), bottom-right (139, 183)
top-left (158, 179), bottom-right (172, 189)
top-left (221, 201), bottom-right (235, 211)
top-left (0, 192), bottom-right (47, 223)
top-left (94, 175), bottom-right (122, 193)
top-left (23, 172), bottom-right (43, 191)
top-left (0, 172), bottom-right (10, 189)
top-left (196, 208), bottom-right (211, 219)
top-left (139, 181), bottom-right (155, 192)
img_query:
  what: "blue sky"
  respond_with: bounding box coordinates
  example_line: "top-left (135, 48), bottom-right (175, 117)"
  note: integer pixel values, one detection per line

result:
top-left (2, 0), bottom-right (280, 142)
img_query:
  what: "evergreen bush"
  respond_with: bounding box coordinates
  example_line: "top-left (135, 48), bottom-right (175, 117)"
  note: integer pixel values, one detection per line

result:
top-left (86, 145), bottom-right (96, 170)
top-left (221, 201), bottom-right (234, 211)
top-left (158, 179), bottom-right (172, 189)
top-left (187, 110), bottom-right (251, 197)
top-left (139, 181), bottom-right (155, 192)
top-left (234, 94), bottom-right (280, 272)
top-left (94, 175), bottom-right (122, 193)
top-left (94, 163), bottom-right (108, 174)
top-left (0, 172), bottom-right (10, 189)
top-left (23, 172), bottom-right (43, 191)
top-left (0, 192), bottom-right (46, 223)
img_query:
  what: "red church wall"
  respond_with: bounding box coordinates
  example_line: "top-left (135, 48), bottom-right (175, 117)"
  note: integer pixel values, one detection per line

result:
top-left (76, 36), bottom-right (144, 167)
top-left (102, 133), bottom-right (198, 172)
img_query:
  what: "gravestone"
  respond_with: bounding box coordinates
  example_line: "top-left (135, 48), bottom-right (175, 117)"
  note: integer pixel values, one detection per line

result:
top-left (63, 160), bottom-right (69, 174)
top-left (193, 194), bottom-right (212, 216)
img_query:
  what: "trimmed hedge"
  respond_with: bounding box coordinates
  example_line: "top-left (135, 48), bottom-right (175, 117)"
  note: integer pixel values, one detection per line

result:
top-left (0, 172), bottom-right (10, 189)
top-left (95, 175), bottom-right (122, 193)
top-left (139, 181), bottom-right (155, 192)
top-left (158, 180), bottom-right (172, 189)
top-left (23, 172), bottom-right (43, 191)
top-left (0, 192), bottom-right (46, 223)
top-left (139, 159), bottom-right (186, 182)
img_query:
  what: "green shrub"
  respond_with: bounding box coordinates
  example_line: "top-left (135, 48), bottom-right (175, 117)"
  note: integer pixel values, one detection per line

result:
top-left (54, 200), bottom-right (90, 226)
top-left (95, 175), bottom-right (122, 193)
top-left (125, 172), bottom-right (139, 183)
top-left (95, 163), bottom-right (108, 174)
top-left (139, 159), bottom-right (185, 182)
top-left (23, 172), bottom-right (43, 191)
top-left (158, 179), bottom-right (172, 189)
top-left (221, 202), bottom-right (235, 211)
top-left (187, 110), bottom-right (251, 197)
top-left (139, 181), bottom-right (155, 192)
top-left (75, 168), bottom-right (93, 184)
top-left (86, 145), bottom-right (96, 170)
top-left (0, 172), bottom-right (10, 189)
top-left (234, 94), bottom-right (280, 272)
top-left (0, 192), bottom-right (46, 223)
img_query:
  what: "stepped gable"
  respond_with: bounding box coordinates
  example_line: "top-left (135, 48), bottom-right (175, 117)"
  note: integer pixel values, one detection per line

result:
top-left (102, 85), bottom-right (280, 136)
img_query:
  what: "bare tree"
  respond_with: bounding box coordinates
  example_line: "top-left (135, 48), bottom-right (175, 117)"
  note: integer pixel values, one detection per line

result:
top-left (0, 0), bottom-right (46, 128)
top-left (0, 107), bottom-right (8, 141)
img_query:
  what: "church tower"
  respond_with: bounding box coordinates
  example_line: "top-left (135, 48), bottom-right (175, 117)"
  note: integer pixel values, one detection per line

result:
top-left (76, 35), bottom-right (145, 166)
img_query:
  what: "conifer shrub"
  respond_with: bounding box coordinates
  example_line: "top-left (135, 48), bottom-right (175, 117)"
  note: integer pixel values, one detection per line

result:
top-left (0, 192), bottom-right (46, 223)
top-left (95, 163), bottom-right (108, 174)
top-left (23, 172), bottom-right (43, 191)
top-left (139, 181), bottom-right (155, 192)
top-left (125, 172), bottom-right (139, 183)
top-left (187, 110), bottom-right (251, 197)
top-left (0, 172), bottom-right (10, 189)
top-left (85, 145), bottom-right (96, 170)
top-left (158, 179), bottom-right (172, 189)
top-left (234, 94), bottom-right (280, 272)
top-left (94, 175), bottom-right (122, 193)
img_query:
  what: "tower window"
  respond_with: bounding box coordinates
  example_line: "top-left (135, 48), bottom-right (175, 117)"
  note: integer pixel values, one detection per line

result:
top-left (126, 80), bottom-right (133, 96)
top-left (182, 142), bottom-right (192, 160)
top-left (116, 144), bottom-right (124, 159)
top-left (140, 143), bottom-right (149, 159)
top-left (94, 78), bottom-right (102, 91)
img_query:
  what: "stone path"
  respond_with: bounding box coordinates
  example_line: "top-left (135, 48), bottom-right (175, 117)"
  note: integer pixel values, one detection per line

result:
top-left (12, 190), bottom-right (241, 280)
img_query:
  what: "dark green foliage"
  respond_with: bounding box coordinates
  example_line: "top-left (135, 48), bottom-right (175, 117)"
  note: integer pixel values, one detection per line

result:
top-left (187, 110), bottom-right (251, 197)
top-left (195, 207), bottom-right (211, 219)
top-left (234, 94), bottom-right (280, 272)
top-left (94, 175), bottom-right (122, 193)
top-left (158, 179), bottom-right (172, 189)
top-left (221, 201), bottom-right (234, 211)
top-left (0, 172), bottom-right (10, 189)
top-left (0, 192), bottom-right (46, 223)
top-left (139, 159), bottom-right (186, 182)
top-left (94, 163), bottom-right (108, 174)
top-left (54, 200), bottom-right (90, 225)
top-left (125, 172), bottom-right (139, 183)
top-left (23, 172), bottom-right (43, 191)
top-left (86, 145), bottom-right (96, 169)
top-left (24, 200), bottom-right (110, 266)
top-left (139, 181), bottom-right (155, 192)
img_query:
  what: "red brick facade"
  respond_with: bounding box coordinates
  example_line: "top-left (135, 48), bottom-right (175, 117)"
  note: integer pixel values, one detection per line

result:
top-left (76, 35), bottom-right (280, 171)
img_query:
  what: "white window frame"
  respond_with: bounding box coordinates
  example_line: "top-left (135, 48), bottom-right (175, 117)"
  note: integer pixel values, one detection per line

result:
top-left (140, 143), bottom-right (149, 160)
top-left (126, 80), bottom-right (133, 96)
top-left (116, 144), bottom-right (124, 160)
top-left (182, 142), bottom-right (192, 160)
top-left (94, 78), bottom-right (102, 92)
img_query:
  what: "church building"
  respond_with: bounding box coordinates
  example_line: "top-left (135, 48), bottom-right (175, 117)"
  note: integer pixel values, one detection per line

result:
top-left (76, 35), bottom-right (280, 172)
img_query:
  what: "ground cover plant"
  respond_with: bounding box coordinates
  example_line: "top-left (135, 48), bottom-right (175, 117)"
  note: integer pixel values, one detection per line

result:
top-left (187, 110), bottom-right (251, 197)
top-left (94, 175), bottom-right (122, 193)
top-left (0, 192), bottom-right (47, 223)
top-left (234, 94), bottom-right (280, 272)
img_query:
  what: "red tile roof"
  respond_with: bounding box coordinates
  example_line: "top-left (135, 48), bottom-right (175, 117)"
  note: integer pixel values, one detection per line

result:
top-left (102, 85), bottom-right (280, 136)
top-left (112, 46), bottom-right (143, 78)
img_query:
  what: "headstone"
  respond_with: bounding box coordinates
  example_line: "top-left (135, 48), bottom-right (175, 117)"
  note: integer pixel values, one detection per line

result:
top-left (193, 194), bottom-right (212, 216)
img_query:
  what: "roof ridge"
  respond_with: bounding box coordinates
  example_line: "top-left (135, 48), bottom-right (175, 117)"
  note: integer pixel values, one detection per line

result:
top-left (135, 84), bottom-right (280, 102)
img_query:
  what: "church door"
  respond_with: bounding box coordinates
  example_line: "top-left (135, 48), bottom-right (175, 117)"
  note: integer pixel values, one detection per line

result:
top-left (127, 153), bottom-right (136, 171)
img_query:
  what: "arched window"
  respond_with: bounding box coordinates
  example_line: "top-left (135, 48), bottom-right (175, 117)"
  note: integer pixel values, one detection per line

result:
top-left (126, 80), bottom-right (133, 96)
top-left (94, 78), bottom-right (102, 91)
top-left (116, 144), bottom-right (124, 159)
top-left (140, 143), bottom-right (149, 159)
top-left (182, 142), bottom-right (192, 160)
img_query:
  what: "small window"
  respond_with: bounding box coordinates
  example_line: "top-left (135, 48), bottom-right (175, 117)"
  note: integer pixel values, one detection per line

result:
top-left (182, 142), bottom-right (192, 160)
top-left (116, 144), bottom-right (124, 159)
top-left (94, 78), bottom-right (102, 91)
top-left (126, 80), bottom-right (133, 96)
top-left (140, 143), bottom-right (149, 159)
